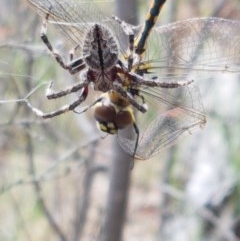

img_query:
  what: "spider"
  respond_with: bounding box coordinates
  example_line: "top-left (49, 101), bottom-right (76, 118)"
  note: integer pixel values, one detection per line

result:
top-left (30, 11), bottom-right (191, 116)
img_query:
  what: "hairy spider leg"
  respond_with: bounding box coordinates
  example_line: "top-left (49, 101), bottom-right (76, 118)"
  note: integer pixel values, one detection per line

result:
top-left (45, 73), bottom-right (90, 100)
top-left (41, 8), bottom-right (86, 75)
top-left (73, 96), bottom-right (104, 114)
top-left (112, 83), bottom-right (147, 113)
top-left (69, 44), bottom-right (80, 61)
top-left (27, 86), bottom-right (89, 119)
top-left (111, 16), bottom-right (136, 71)
top-left (116, 66), bottom-right (194, 88)
top-left (139, 79), bottom-right (194, 88)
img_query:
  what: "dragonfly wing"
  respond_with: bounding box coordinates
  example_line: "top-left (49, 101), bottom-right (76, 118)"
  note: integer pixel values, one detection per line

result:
top-left (143, 17), bottom-right (240, 75)
top-left (117, 81), bottom-right (206, 160)
top-left (25, 0), bottom-right (122, 51)
top-left (119, 17), bottom-right (240, 159)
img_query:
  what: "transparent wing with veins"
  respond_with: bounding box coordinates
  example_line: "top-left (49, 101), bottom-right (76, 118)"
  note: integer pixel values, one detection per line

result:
top-left (25, 0), bottom-right (129, 53)
top-left (140, 17), bottom-right (240, 76)
top-left (117, 79), bottom-right (206, 160)
top-left (118, 18), bottom-right (240, 159)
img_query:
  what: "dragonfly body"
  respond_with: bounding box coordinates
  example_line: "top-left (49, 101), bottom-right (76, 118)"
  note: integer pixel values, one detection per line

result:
top-left (135, 0), bottom-right (167, 55)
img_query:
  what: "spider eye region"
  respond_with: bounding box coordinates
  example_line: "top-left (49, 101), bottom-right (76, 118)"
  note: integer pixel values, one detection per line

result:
top-left (82, 24), bottom-right (119, 71)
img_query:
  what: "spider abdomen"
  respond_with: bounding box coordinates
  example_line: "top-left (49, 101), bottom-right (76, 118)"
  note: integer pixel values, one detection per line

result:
top-left (82, 24), bottom-right (119, 71)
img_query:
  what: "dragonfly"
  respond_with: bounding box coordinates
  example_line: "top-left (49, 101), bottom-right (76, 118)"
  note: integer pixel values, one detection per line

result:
top-left (24, 0), bottom-right (240, 160)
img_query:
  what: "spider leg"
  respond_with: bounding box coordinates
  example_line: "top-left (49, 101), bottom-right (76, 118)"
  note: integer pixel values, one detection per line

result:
top-left (68, 57), bottom-right (86, 75)
top-left (137, 78), bottom-right (194, 88)
top-left (117, 59), bottom-right (128, 72)
top-left (46, 70), bottom-right (90, 99)
top-left (41, 9), bottom-right (85, 75)
top-left (112, 16), bottom-right (135, 71)
top-left (113, 83), bottom-right (147, 113)
top-left (129, 87), bottom-right (146, 105)
top-left (116, 66), bottom-right (193, 88)
top-left (67, 45), bottom-right (87, 74)
top-left (41, 11), bottom-right (69, 70)
top-left (73, 96), bottom-right (104, 114)
top-left (27, 86), bottom-right (89, 119)
top-left (69, 44), bottom-right (80, 61)
top-left (127, 33), bottom-right (134, 71)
